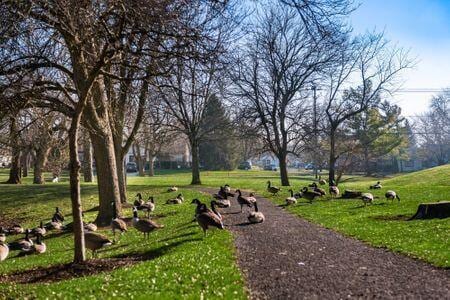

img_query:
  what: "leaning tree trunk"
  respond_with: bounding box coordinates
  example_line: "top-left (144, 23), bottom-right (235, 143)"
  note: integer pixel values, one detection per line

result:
top-left (90, 132), bottom-right (122, 226)
top-left (82, 137), bottom-right (94, 182)
top-left (278, 152), bottom-right (290, 186)
top-left (33, 147), bottom-right (50, 184)
top-left (190, 139), bottom-right (201, 185)
top-left (5, 117), bottom-right (21, 184)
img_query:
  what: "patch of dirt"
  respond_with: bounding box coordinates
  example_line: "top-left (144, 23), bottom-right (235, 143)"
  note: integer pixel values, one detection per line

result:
top-left (0, 258), bottom-right (140, 284)
top-left (0, 213), bottom-right (25, 229)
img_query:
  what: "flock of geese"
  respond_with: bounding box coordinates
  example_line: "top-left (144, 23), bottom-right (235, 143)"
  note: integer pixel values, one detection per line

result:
top-left (0, 179), bottom-right (400, 262)
top-left (267, 178), bottom-right (400, 207)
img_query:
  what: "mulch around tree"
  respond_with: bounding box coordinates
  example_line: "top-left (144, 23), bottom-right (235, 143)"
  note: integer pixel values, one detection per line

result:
top-left (197, 187), bottom-right (450, 299)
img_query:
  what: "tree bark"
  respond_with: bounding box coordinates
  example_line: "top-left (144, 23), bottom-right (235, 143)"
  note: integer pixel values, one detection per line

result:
top-left (33, 147), bottom-right (50, 184)
top-left (148, 154), bottom-right (155, 176)
top-left (190, 139), bottom-right (201, 185)
top-left (409, 202), bottom-right (450, 220)
top-left (278, 152), bottom-right (290, 186)
top-left (113, 133), bottom-right (127, 204)
top-left (21, 152), bottom-right (29, 177)
top-left (68, 116), bottom-right (86, 263)
top-left (5, 117), bottom-right (21, 184)
top-left (328, 128), bottom-right (337, 185)
top-left (133, 144), bottom-right (145, 177)
top-left (82, 137), bottom-right (94, 182)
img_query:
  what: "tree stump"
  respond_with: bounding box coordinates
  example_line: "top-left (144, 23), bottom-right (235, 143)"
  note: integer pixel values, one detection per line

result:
top-left (409, 201), bottom-right (450, 220)
top-left (341, 190), bottom-right (362, 199)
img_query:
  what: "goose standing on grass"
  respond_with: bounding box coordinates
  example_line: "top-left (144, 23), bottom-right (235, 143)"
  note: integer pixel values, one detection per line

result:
top-left (139, 196), bottom-right (156, 218)
top-left (298, 187), bottom-right (322, 204)
top-left (248, 201), bottom-right (265, 223)
top-left (0, 241), bottom-right (9, 262)
top-left (166, 193), bottom-right (184, 204)
top-left (111, 202), bottom-right (127, 243)
top-left (194, 203), bottom-right (224, 236)
top-left (385, 190), bottom-right (400, 202)
top-left (32, 221), bottom-right (47, 236)
top-left (167, 186), bottom-right (178, 192)
top-left (53, 207), bottom-right (65, 223)
top-left (134, 193), bottom-right (144, 207)
top-left (132, 207), bottom-right (164, 239)
top-left (361, 193), bottom-right (374, 206)
top-left (84, 232), bottom-right (113, 258)
top-left (286, 189), bottom-right (297, 205)
top-left (369, 181), bottom-right (382, 189)
top-left (267, 181), bottom-right (281, 195)
top-left (236, 190), bottom-right (254, 212)
top-left (329, 185), bottom-right (340, 198)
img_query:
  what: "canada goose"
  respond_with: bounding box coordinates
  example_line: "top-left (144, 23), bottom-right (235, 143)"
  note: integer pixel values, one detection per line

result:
top-left (298, 187), bottom-right (322, 204)
top-left (248, 202), bottom-right (265, 223)
top-left (46, 216), bottom-right (64, 230)
top-left (166, 193), bottom-right (183, 204)
top-left (215, 192), bottom-right (231, 208)
top-left (9, 229), bottom-right (33, 251)
top-left (84, 222), bottom-right (98, 232)
top-left (53, 207), bottom-right (64, 223)
top-left (210, 200), bottom-right (222, 220)
top-left (132, 207), bottom-right (164, 239)
top-left (329, 185), bottom-right (340, 198)
top-left (0, 241), bottom-right (9, 262)
top-left (9, 224), bottom-right (24, 235)
top-left (52, 176), bottom-right (59, 183)
top-left (385, 190), bottom-right (400, 202)
top-left (286, 189), bottom-right (297, 205)
top-left (134, 193), bottom-right (144, 207)
top-left (110, 201), bottom-right (127, 243)
top-left (369, 181), bottom-right (382, 189)
top-left (138, 196), bottom-right (156, 218)
top-left (167, 186), bottom-right (178, 192)
top-left (318, 176), bottom-right (327, 185)
top-left (21, 233), bottom-right (46, 255)
top-left (361, 193), bottom-right (374, 206)
top-left (32, 221), bottom-right (47, 236)
top-left (267, 181), bottom-right (281, 195)
top-left (194, 203), bottom-right (224, 236)
top-left (312, 184), bottom-right (326, 196)
top-left (236, 189), bottom-right (254, 212)
top-left (84, 232), bottom-right (112, 257)
top-left (223, 184), bottom-right (231, 194)
top-left (213, 186), bottom-right (226, 200)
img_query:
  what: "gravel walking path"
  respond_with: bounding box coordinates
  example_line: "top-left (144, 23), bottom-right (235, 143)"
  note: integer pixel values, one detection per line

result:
top-left (197, 187), bottom-right (450, 299)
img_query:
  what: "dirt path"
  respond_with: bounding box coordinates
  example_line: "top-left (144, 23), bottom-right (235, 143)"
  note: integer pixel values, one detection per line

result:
top-left (196, 187), bottom-right (450, 299)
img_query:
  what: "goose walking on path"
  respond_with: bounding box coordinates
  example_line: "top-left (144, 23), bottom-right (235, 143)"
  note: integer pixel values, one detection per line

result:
top-left (236, 189), bottom-right (254, 212)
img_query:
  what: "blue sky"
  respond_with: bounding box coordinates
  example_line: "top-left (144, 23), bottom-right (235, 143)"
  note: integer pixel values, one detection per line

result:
top-left (350, 0), bottom-right (450, 116)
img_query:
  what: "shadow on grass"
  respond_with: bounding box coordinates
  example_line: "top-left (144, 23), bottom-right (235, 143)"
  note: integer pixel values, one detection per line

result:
top-left (370, 214), bottom-right (411, 221)
top-left (1, 236), bottom-right (202, 284)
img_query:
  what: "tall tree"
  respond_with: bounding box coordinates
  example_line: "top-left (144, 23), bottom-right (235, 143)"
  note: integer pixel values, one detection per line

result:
top-left (232, 4), bottom-right (334, 185)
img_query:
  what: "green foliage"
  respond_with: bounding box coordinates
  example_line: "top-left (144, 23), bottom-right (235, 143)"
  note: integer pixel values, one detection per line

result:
top-left (199, 94), bottom-right (240, 170)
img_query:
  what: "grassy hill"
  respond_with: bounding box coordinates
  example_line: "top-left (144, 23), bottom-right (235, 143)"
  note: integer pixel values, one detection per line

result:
top-left (386, 164), bottom-right (450, 186)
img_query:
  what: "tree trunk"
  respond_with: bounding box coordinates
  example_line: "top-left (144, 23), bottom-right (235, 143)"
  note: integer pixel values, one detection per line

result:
top-left (33, 147), bottom-right (50, 184)
top-left (21, 152), bottom-right (29, 177)
top-left (90, 132), bottom-right (122, 226)
top-left (409, 202), bottom-right (450, 220)
top-left (191, 140), bottom-right (201, 185)
top-left (364, 147), bottom-right (371, 176)
top-left (148, 154), bottom-right (155, 176)
top-left (328, 129), bottom-right (337, 185)
top-left (113, 135), bottom-right (127, 204)
top-left (133, 144), bottom-right (145, 177)
top-left (5, 117), bottom-right (21, 184)
top-left (68, 117), bottom-right (86, 263)
top-left (82, 138), bottom-right (94, 182)
top-left (278, 152), bottom-right (290, 186)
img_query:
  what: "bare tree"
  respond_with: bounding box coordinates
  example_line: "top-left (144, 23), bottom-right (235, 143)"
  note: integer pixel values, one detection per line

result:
top-left (322, 33), bottom-right (412, 185)
top-left (231, 4), bottom-right (334, 186)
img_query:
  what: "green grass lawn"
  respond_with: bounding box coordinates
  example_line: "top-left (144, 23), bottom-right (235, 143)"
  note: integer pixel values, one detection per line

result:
top-left (0, 165), bottom-right (449, 298)
top-left (0, 171), bottom-right (246, 299)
